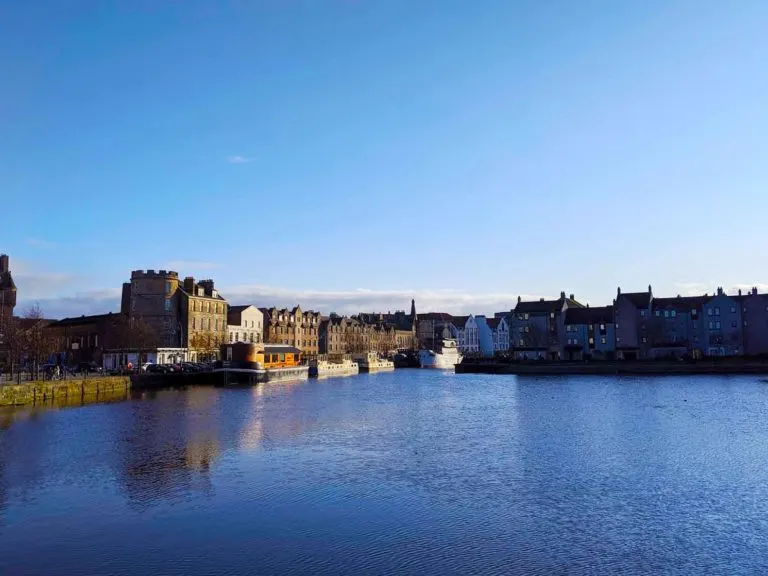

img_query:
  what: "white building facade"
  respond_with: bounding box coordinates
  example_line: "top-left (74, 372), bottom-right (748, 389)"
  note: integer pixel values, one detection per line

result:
top-left (476, 316), bottom-right (509, 356)
top-left (227, 305), bottom-right (264, 344)
top-left (455, 315), bottom-right (480, 354)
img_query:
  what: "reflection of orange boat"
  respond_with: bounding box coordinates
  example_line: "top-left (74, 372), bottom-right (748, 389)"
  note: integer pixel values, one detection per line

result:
top-left (216, 342), bottom-right (309, 384)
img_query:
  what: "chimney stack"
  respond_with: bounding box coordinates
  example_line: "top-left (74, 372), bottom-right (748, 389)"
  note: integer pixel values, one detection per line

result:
top-left (184, 276), bottom-right (195, 293)
top-left (569, 293), bottom-right (574, 300)
top-left (617, 286), bottom-right (621, 296)
top-left (560, 291), bottom-right (566, 299)
top-left (0, 254), bottom-right (8, 274)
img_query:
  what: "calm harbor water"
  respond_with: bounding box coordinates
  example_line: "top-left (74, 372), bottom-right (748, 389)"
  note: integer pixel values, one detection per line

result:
top-left (2, 370), bottom-right (768, 575)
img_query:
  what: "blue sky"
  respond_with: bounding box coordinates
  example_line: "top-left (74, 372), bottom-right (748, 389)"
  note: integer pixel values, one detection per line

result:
top-left (2, 0), bottom-right (768, 317)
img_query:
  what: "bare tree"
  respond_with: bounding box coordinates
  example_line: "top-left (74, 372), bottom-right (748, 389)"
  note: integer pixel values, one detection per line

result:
top-left (119, 316), bottom-right (159, 366)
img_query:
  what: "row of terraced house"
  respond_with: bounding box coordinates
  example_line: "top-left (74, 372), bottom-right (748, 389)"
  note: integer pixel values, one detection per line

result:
top-left (493, 286), bottom-right (768, 361)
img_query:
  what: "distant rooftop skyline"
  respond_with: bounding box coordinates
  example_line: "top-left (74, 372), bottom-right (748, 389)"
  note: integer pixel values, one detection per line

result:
top-left (3, 1), bottom-right (767, 317)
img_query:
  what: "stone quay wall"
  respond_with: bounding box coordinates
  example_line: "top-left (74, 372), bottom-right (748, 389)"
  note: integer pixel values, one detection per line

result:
top-left (0, 376), bottom-right (131, 407)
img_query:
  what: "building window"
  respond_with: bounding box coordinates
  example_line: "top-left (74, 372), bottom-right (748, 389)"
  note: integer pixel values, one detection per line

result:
top-left (519, 339), bottom-right (524, 346)
top-left (588, 337), bottom-right (594, 345)
top-left (692, 321), bottom-right (698, 329)
top-left (715, 321), bottom-right (721, 329)
top-left (524, 313), bottom-right (529, 320)
top-left (732, 320), bottom-right (737, 328)
top-left (193, 318), bottom-right (196, 329)
top-left (671, 310), bottom-right (677, 317)
top-left (715, 307), bottom-right (720, 316)
top-left (708, 321), bottom-right (713, 330)
top-left (744, 320), bottom-right (748, 327)
top-left (707, 309), bottom-right (713, 316)
top-left (642, 337), bottom-right (646, 343)
top-left (550, 312), bottom-right (555, 319)
top-left (641, 310), bottom-right (647, 317)
top-left (730, 306), bottom-right (736, 313)
top-left (165, 298), bottom-right (172, 312)
top-left (693, 335), bottom-right (699, 343)
top-left (655, 310), bottom-right (661, 317)
top-left (616, 337), bottom-right (621, 342)
top-left (165, 281), bottom-right (171, 293)
top-left (663, 310), bottom-right (669, 318)
top-left (692, 309), bottom-right (698, 317)
top-left (599, 324), bottom-right (605, 331)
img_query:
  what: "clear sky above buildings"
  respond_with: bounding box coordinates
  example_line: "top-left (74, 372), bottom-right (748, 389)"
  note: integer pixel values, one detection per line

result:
top-left (2, 0), bottom-right (767, 317)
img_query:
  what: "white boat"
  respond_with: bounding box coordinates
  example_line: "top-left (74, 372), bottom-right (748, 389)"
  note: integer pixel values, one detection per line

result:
top-left (353, 352), bottom-right (395, 373)
top-left (309, 356), bottom-right (359, 378)
top-left (419, 326), bottom-right (463, 369)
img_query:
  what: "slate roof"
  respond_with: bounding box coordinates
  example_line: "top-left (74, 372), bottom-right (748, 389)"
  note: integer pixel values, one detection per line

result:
top-left (514, 296), bottom-right (584, 314)
top-left (50, 312), bottom-right (122, 327)
top-left (263, 345), bottom-right (303, 354)
top-left (418, 313), bottom-right (456, 322)
top-left (618, 292), bottom-right (652, 308)
top-left (452, 315), bottom-right (470, 328)
top-left (486, 317), bottom-right (502, 329)
top-left (228, 305), bottom-right (253, 314)
top-left (564, 306), bottom-right (613, 325)
top-left (652, 295), bottom-right (710, 310)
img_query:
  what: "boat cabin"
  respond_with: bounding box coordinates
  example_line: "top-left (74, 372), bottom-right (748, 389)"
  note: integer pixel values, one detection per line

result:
top-left (220, 342), bottom-right (303, 370)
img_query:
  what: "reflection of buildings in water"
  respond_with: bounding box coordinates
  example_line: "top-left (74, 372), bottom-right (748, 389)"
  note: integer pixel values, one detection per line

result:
top-left (185, 387), bottom-right (221, 471)
top-left (239, 388), bottom-right (264, 452)
top-left (114, 388), bottom-right (224, 507)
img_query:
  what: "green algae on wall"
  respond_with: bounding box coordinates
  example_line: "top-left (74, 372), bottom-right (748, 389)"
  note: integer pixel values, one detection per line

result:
top-left (0, 376), bottom-right (131, 407)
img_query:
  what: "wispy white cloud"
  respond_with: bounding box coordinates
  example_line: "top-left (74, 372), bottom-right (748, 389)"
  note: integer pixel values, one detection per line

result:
top-left (223, 285), bottom-right (548, 316)
top-left (18, 289), bottom-right (122, 320)
top-left (25, 237), bottom-right (57, 248)
top-left (227, 155), bottom-right (252, 164)
top-left (674, 281), bottom-right (768, 297)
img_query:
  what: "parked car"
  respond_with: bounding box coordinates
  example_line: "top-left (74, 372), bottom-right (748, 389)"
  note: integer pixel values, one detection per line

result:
top-left (76, 362), bottom-right (103, 374)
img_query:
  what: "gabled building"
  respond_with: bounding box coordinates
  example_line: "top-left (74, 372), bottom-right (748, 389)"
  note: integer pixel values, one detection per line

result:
top-left (476, 315), bottom-right (509, 356)
top-left (263, 305), bottom-right (322, 356)
top-left (227, 305), bottom-right (264, 344)
top-left (509, 292), bottom-right (584, 360)
top-left (417, 313), bottom-right (459, 351)
top-left (648, 295), bottom-right (708, 359)
top-left (702, 287), bottom-right (743, 356)
top-left (741, 287), bottom-right (768, 356)
top-left (354, 299), bottom-right (418, 351)
top-left (454, 315), bottom-right (480, 354)
top-left (614, 286), bottom-right (653, 360)
top-left (563, 306), bottom-right (615, 360)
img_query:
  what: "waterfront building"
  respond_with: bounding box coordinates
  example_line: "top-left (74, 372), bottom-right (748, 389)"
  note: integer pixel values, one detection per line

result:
top-left (319, 315), bottom-right (400, 356)
top-left (46, 312), bottom-right (128, 366)
top-left (563, 306), bottom-right (615, 360)
top-left (614, 286), bottom-right (653, 360)
top-left (227, 305), bottom-right (264, 344)
top-left (354, 299), bottom-right (418, 351)
top-left (647, 295), bottom-right (708, 359)
top-left (121, 269), bottom-right (183, 348)
top-left (701, 287), bottom-right (743, 356)
top-left (319, 315), bottom-right (349, 355)
top-left (0, 254), bottom-right (16, 325)
top-left (509, 292), bottom-right (583, 360)
top-left (476, 315), bottom-right (509, 356)
top-left (417, 313), bottom-right (459, 352)
top-left (0, 253), bottom-right (17, 366)
top-left (454, 315), bottom-right (480, 354)
top-left (121, 270), bottom-right (228, 361)
top-left (740, 287), bottom-right (768, 356)
top-left (262, 305), bottom-right (322, 357)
